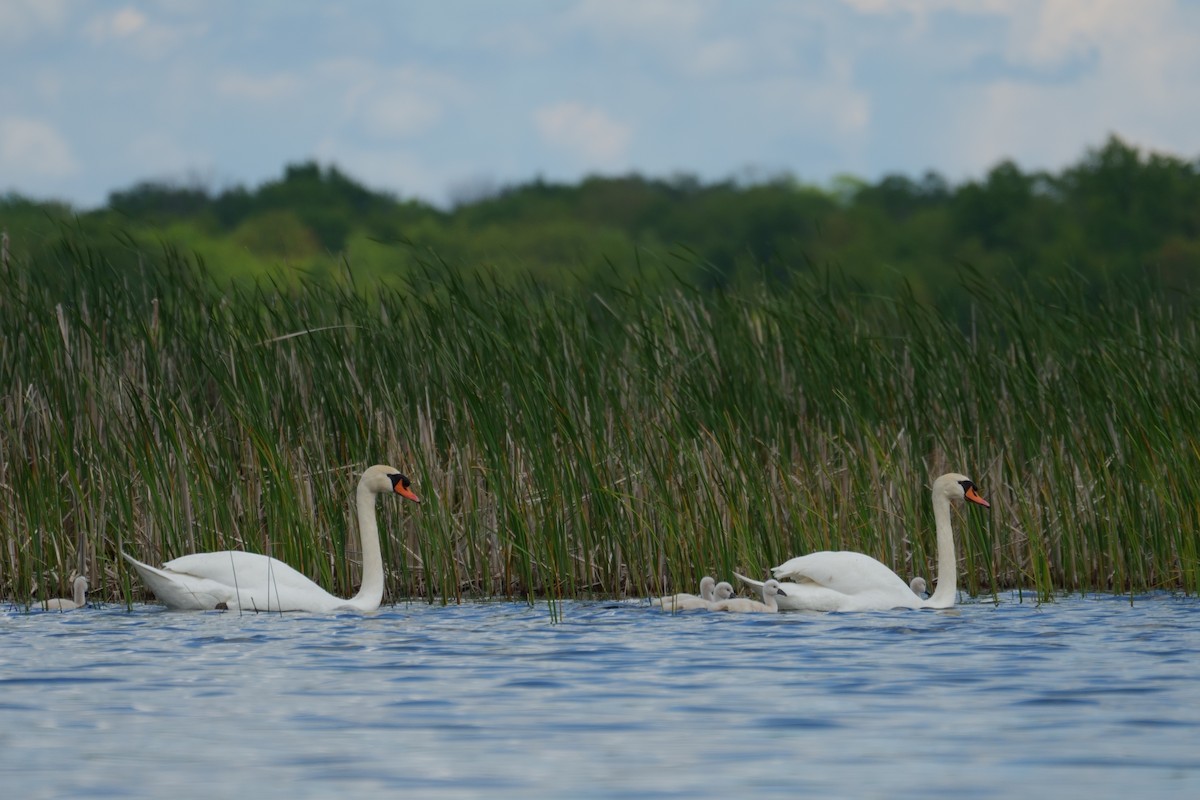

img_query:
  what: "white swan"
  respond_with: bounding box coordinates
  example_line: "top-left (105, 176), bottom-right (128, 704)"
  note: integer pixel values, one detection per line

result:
top-left (736, 473), bottom-right (989, 611)
top-left (43, 575), bottom-right (89, 611)
top-left (713, 581), bottom-right (735, 603)
top-left (711, 579), bottom-right (780, 613)
top-left (910, 576), bottom-right (928, 597)
top-left (656, 575), bottom-right (715, 611)
top-left (122, 465), bottom-right (420, 612)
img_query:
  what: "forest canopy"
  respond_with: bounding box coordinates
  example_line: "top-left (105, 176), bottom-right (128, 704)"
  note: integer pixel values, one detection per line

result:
top-left (2, 135), bottom-right (1197, 309)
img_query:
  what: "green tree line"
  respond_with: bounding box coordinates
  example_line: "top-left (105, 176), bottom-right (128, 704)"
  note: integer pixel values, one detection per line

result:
top-left (2, 134), bottom-right (1198, 308)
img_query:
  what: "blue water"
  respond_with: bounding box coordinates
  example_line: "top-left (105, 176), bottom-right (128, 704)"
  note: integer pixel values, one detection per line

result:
top-left (2, 593), bottom-right (1198, 799)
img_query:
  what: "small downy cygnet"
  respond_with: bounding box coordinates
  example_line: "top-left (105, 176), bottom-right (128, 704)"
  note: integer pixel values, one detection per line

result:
top-left (910, 576), bottom-right (928, 597)
top-left (656, 576), bottom-right (718, 612)
top-left (711, 579), bottom-right (780, 613)
top-left (43, 575), bottom-right (89, 611)
top-left (710, 581), bottom-right (735, 605)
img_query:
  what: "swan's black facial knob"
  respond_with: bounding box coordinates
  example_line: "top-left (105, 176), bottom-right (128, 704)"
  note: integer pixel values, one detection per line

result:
top-left (389, 472), bottom-right (421, 503)
top-left (958, 479), bottom-right (990, 508)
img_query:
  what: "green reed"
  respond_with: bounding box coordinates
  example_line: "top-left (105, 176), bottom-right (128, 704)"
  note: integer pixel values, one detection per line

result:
top-left (2, 240), bottom-right (1198, 605)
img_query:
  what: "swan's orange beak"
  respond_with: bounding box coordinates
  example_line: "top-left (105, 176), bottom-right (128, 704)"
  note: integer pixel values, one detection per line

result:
top-left (389, 473), bottom-right (422, 503)
top-left (395, 483), bottom-right (421, 503)
top-left (964, 485), bottom-right (990, 508)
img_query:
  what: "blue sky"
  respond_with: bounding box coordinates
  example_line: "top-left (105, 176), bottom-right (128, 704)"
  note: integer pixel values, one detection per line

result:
top-left (3, 0), bottom-right (1199, 210)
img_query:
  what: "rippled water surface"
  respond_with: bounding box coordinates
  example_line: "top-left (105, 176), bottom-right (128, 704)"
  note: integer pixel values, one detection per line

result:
top-left (3, 593), bottom-right (1198, 799)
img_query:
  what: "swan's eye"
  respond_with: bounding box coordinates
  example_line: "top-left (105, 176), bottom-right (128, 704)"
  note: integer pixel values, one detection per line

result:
top-left (390, 473), bottom-right (411, 489)
top-left (958, 480), bottom-right (974, 492)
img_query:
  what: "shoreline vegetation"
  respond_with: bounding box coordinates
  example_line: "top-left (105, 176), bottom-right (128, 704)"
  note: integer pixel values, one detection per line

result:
top-left (4, 135), bottom-right (1200, 307)
top-left (2, 232), bottom-right (1197, 607)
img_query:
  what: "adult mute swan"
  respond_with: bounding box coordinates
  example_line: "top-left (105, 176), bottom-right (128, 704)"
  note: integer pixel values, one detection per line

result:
top-left (122, 465), bottom-right (420, 612)
top-left (711, 579), bottom-right (780, 613)
top-left (736, 473), bottom-right (988, 612)
top-left (43, 575), bottom-right (89, 611)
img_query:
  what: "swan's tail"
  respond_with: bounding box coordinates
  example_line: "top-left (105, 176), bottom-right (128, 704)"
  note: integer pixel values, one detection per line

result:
top-left (121, 549), bottom-right (152, 575)
top-left (121, 550), bottom-right (161, 577)
top-left (121, 550), bottom-right (225, 610)
top-left (121, 550), bottom-right (175, 597)
top-left (733, 572), bottom-right (768, 598)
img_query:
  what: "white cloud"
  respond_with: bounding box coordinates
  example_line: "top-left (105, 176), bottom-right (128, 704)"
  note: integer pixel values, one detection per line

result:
top-left (840, 0), bottom-right (1194, 75)
top-left (86, 6), bottom-right (148, 40)
top-left (0, 117), bottom-right (77, 178)
top-left (939, 0), bottom-right (1200, 177)
top-left (564, 0), bottom-right (755, 79)
top-left (312, 138), bottom-right (448, 201)
top-left (1005, 0), bottom-right (1163, 68)
top-left (360, 79), bottom-right (445, 140)
top-left (534, 102), bottom-right (632, 166)
top-left (942, 82), bottom-right (1071, 179)
top-left (3, 2), bottom-right (1200, 208)
top-left (829, 0), bottom-right (1200, 182)
top-left (312, 61), bottom-right (465, 141)
top-left (85, 5), bottom-right (205, 59)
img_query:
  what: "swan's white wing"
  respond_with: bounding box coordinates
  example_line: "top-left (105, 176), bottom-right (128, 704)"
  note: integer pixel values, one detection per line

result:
top-left (126, 550), bottom-right (343, 612)
top-left (771, 551), bottom-right (912, 597)
top-left (771, 581), bottom-right (864, 611)
top-left (162, 551), bottom-right (319, 590)
top-left (736, 567), bottom-right (922, 612)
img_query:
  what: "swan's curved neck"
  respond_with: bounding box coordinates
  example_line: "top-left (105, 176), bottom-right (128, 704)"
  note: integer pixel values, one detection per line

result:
top-left (929, 492), bottom-right (957, 606)
top-left (348, 482), bottom-right (385, 610)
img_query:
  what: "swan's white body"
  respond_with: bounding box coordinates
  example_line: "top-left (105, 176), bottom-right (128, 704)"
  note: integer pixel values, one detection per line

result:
top-left (711, 579), bottom-right (780, 613)
top-left (123, 465), bottom-right (419, 612)
top-left (737, 473), bottom-right (988, 612)
top-left (910, 576), bottom-right (928, 596)
top-left (43, 576), bottom-right (88, 611)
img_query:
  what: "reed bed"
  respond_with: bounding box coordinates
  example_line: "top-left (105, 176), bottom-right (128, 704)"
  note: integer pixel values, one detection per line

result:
top-left (2, 240), bottom-right (1198, 606)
